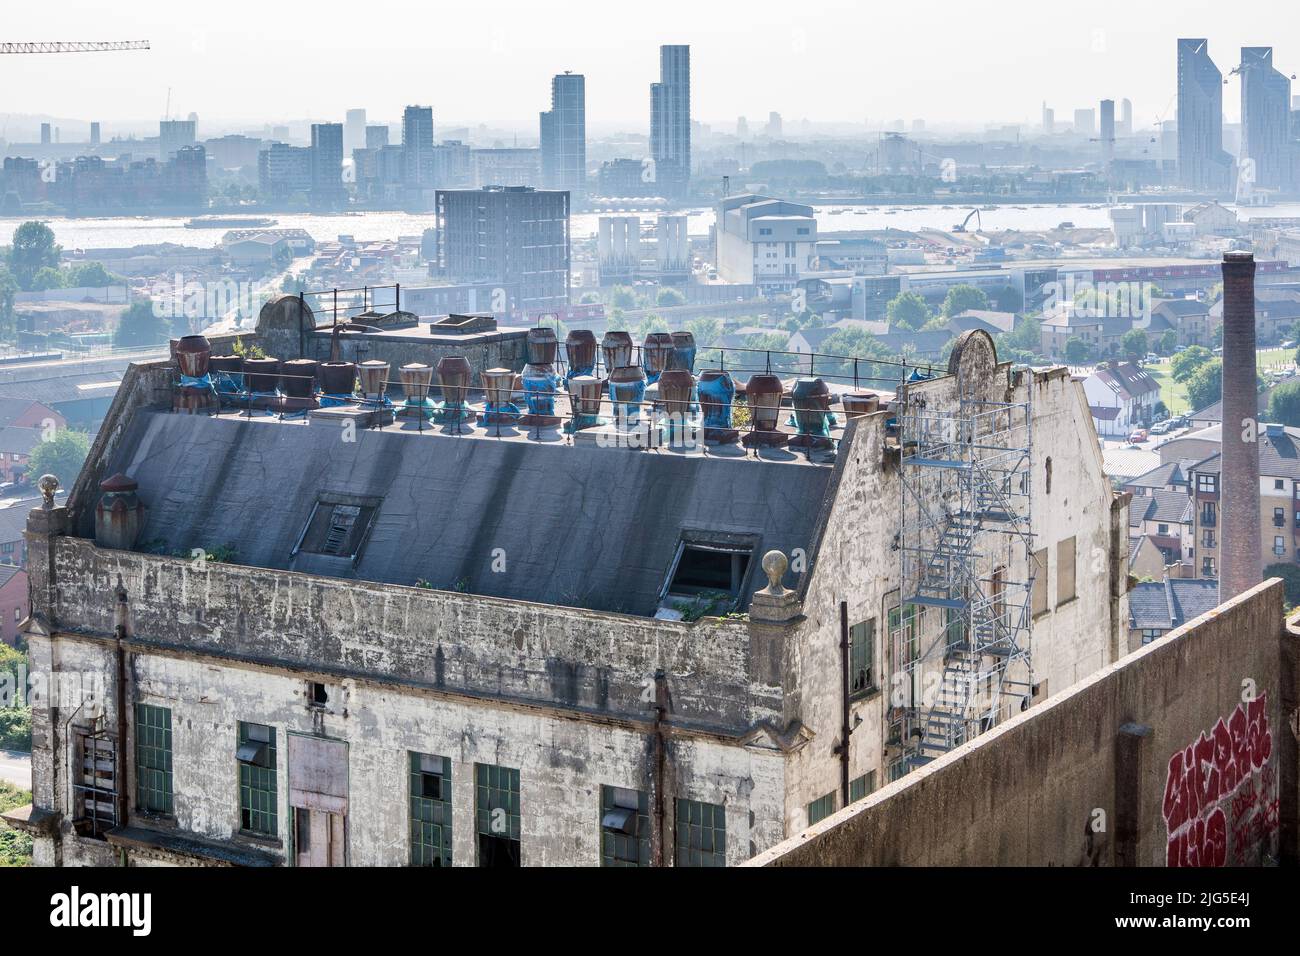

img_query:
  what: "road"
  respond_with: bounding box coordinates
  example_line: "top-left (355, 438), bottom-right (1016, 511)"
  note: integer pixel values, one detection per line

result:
top-left (0, 749), bottom-right (30, 790)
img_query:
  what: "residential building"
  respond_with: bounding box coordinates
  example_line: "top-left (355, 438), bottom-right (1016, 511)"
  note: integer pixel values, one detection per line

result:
top-left (203, 134), bottom-right (265, 170)
top-left (158, 119), bottom-right (196, 160)
top-left (1082, 362), bottom-right (1161, 436)
top-left (0, 426), bottom-right (49, 485)
top-left (435, 186), bottom-right (571, 316)
top-left (365, 125), bottom-right (389, 150)
top-left (310, 123), bottom-right (345, 206)
top-left (1208, 286), bottom-right (1300, 344)
top-left (1177, 39), bottom-right (1233, 192)
top-left (0, 565), bottom-right (26, 647)
top-left (650, 45), bottom-right (690, 198)
top-left (1128, 534), bottom-right (1168, 581)
top-left (1239, 47), bottom-right (1295, 193)
top-left (540, 72), bottom-right (586, 198)
top-left (345, 109), bottom-right (367, 155)
top-left (259, 143), bottom-right (312, 199)
top-left (1188, 423), bottom-right (1300, 579)
top-left (1149, 298), bottom-right (1220, 348)
top-left (1127, 488), bottom-right (1193, 567)
top-left (1128, 575), bottom-right (1220, 646)
top-left (402, 105), bottom-right (435, 190)
top-left (715, 193), bottom-right (817, 295)
top-left (14, 326), bottom-right (1129, 866)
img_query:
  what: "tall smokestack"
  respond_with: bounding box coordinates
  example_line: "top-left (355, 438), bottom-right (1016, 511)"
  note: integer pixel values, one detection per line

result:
top-left (1220, 251), bottom-right (1261, 600)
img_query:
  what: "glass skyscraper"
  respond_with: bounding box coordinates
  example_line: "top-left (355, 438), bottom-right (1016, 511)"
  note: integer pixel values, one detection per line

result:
top-left (1240, 47), bottom-right (1295, 192)
top-left (1177, 38), bottom-right (1232, 193)
top-left (540, 72), bottom-right (586, 197)
top-left (650, 44), bottom-right (690, 199)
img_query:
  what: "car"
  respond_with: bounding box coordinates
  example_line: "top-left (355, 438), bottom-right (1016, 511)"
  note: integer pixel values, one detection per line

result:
top-left (1150, 422), bottom-right (1170, 435)
top-left (1128, 429), bottom-right (1148, 443)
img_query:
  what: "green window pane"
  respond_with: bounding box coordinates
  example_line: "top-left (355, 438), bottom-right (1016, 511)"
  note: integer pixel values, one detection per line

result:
top-left (237, 722), bottom-right (277, 836)
top-left (134, 703), bottom-right (173, 815)
top-left (674, 798), bottom-right (725, 867)
top-left (409, 751), bottom-right (452, 866)
top-left (599, 785), bottom-right (649, 867)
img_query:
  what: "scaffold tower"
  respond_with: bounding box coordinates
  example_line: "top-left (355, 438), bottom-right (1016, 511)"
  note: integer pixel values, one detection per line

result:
top-left (888, 365), bottom-right (1036, 780)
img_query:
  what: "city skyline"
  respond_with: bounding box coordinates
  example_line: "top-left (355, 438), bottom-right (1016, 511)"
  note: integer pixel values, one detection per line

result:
top-left (2, 0), bottom-right (1297, 132)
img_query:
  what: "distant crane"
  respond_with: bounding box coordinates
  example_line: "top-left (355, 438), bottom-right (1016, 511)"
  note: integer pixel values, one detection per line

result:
top-left (0, 41), bottom-right (150, 54)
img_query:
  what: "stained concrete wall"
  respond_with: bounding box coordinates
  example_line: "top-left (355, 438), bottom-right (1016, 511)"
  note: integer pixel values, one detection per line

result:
top-left (30, 634), bottom-right (784, 866)
top-left (781, 337), bottom-right (1128, 834)
top-left (48, 538), bottom-right (770, 735)
top-left (749, 578), bottom-right (1297, 867)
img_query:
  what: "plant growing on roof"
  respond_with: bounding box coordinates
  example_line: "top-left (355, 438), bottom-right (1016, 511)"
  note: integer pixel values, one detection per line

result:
top-left (232, 336), bottom-right (266, 360)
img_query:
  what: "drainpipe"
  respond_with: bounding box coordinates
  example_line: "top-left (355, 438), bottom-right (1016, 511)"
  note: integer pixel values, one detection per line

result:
top-left (113, 577), bottom-right (130, 865)
top-left (651, 668), bottom-right (670, 867)
top-left (833, 601), bottom-right (852, 807)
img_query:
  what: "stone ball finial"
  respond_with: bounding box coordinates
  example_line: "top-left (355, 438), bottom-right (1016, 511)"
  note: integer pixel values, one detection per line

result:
top-left (761, 550), bottom-right (789, 595)
top-left (38, 474), bottom-right (60, 509)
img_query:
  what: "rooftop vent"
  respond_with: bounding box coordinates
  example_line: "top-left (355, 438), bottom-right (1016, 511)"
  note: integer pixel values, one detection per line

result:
top-left (743, 374), bottom-right (787, 448)
top-left (481, 367), bottom-right (520, 425)
top-left (564, 329), bottom-right (597, 383)
top-left (601, 331), bottom-right (633, 376)
top-left (641, 332), bottom-right (674, 385)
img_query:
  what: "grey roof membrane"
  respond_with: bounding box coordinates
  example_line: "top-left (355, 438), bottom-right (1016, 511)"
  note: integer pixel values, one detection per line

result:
top-left (106, 412), bottom-right (834, 616)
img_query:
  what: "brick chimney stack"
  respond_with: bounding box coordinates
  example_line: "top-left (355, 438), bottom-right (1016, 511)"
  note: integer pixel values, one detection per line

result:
top-left (1220, 251), bottom-right (1261, 600)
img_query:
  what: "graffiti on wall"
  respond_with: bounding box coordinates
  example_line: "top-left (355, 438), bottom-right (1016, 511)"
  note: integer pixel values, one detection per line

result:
top-left (1161, 692), bottom-right (1278, 867)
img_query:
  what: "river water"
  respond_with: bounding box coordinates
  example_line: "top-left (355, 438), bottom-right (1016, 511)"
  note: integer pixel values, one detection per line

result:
top-left (5, 202), bottom-right (1299, 251)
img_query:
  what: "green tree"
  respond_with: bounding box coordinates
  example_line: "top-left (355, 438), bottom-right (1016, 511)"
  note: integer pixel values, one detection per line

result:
top-left (1121, 329), bottom-right (1149, 362)
top-left (610, 286), bottom-right (638, 311)
top-left (1268, 381), bottom-right (1300, 427)
top-left (1159, 329), bottom-right (1179, 355)
top-left (655, 287), bottom-right (686, 308)
top-left (1064, 337), bottom-right (1093, 364)
top-left (28, 266), bottom-right (65, 292)
top-left (6, 221), bottom-right (61, 290)
top-left (684, 317), bottom-right (722, 348)
top-left (113, 301), bottom-right (170, 349)
top-left (27, 430), bottom-right (90, 490)
top-left (1171, 345), bottom-right (1213, 383)
top-left (1184, 358), bottom-right (1222, 411)
top-left (886, 291), bottom-right (931, 331)
top-left (65, 262), bottom-right (123, 288)
top-left (941, 283), bottom-right (990, 318)
top-left (1001, 315), bottom-right (1042, 354)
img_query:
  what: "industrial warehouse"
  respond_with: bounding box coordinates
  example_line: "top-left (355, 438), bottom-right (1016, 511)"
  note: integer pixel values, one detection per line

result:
top-left (6, 288), bottom-right (1132, 866)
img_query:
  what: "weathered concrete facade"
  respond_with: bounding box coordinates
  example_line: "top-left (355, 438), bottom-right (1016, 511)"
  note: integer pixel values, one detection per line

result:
top-left (750, 579), bottom-right (1298, 867)
top-left (14, 330), bottom-right (1131, 866)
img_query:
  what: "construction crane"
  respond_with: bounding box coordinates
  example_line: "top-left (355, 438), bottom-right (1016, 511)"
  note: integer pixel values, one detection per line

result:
top-left (0, 41), bottom-right (149, 55)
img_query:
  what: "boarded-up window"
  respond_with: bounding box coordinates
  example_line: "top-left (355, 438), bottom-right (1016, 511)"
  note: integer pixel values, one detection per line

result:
top-left (1031, 548), bottom-right (1048, 617)
top-left (1056, 537), bottom-right (1077, 605)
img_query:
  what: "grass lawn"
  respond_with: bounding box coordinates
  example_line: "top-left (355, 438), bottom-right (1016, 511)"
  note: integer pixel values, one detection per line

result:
top-left (1146, 361), bottom-right (1189, 416)
top-left (1257, 347), bottom-right (1296, 372)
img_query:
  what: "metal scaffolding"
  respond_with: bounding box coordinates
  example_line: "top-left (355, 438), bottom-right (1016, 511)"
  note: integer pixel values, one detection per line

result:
top-left (888, 368), bottom-right (1036, 780)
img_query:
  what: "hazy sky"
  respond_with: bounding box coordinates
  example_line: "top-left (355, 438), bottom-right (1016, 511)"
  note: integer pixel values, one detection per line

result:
top-left (3, 0), bottom-right (1296, 132)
